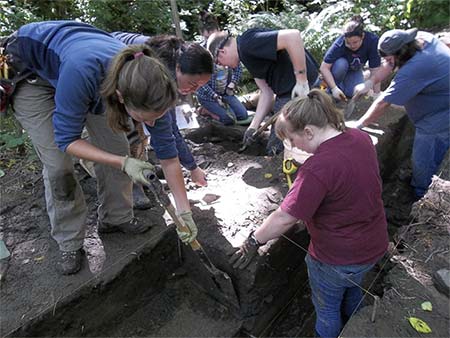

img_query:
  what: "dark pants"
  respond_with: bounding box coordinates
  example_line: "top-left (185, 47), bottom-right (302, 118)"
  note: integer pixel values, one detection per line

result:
top-left (411, 128), bottom-right (449, 198)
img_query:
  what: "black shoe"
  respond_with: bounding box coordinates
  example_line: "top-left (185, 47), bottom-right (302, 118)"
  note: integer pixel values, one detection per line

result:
top-left (133, 184), bottom-right (151, 210)
top-left (98, 217), bottom-right (151, 234)
top-left (57, 249), bottom-right (83, 275)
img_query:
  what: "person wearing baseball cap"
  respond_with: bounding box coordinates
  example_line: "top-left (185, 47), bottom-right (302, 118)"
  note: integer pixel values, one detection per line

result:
top-left (349, 28), bottom-right (450, 199)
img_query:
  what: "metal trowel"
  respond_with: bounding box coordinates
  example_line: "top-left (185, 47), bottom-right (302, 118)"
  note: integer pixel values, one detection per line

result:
top-left (143, 170), bottom-right (240, 310)
top-left (344, 97), bottom-right (357, 119)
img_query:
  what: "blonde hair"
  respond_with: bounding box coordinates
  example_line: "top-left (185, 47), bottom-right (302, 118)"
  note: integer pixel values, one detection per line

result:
top-left (275, 89), bottom-right (346, 140)
top-left (101, 44), bottom-right (177, 132)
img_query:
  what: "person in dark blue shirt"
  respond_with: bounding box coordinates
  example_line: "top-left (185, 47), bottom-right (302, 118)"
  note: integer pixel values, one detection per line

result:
top-left (114, 33), bottom-right (213, 209)
top-left (2, 21), bottom-right (189, 275)
top-left (320, 15), bottom-right (381, 101)
top-left (207, 28), bottom-right (319, 155)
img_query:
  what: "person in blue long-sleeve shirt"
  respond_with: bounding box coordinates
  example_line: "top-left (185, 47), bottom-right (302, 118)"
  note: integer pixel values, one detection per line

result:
top-left (1, 21), bottom-right (179, 275)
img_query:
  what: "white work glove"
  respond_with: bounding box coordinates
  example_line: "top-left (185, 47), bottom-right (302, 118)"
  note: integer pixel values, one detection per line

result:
top-left (345, 120), bottom-right (364, 130)
top-left (370, 91), bottom-right (381, 100)
top-left (353, 80), bottom-right (374, 99)
top-left (225, 82), bottom-right (236, 96)
top-left (214, 94), bottom-right (225, 107)
top-left (331, 86), bottom-right (346, 101)
top-left (291, 81), bottom-right (309, 99)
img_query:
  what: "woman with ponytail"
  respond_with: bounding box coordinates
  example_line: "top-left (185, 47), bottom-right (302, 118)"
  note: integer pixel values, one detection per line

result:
top-left (320, 15), bottom-right (382, 101)
top-left (230, 89), bottom-right (388, 338)
top-left (114, 33), bottom-right (213, 216)
top-left (3, 21), bottom-right (177, 275)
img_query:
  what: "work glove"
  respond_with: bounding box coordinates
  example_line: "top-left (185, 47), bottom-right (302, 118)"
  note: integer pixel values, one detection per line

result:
top-left (229, 231), bottom-right (262, 269)
top-left (370, 91), bottom-right (381, 100)
top-left (353, 79), bottom-right (373, 99)
top-left (121, 156), bottom-right (155, 186)
top-left (345, 120), bottom-right (364, 130)
top-left (331, 86), bottom-right (346, 101)
top-left (214, 94), bottom-right (225, 107)
top-left (242, 127), bottom-right (257, 146)
top-left (225, 82), bottom-right (236, 96)
top-left (177, 211), bottom-right (198, 244)
top-left (291, 81), bottom-right (310, 99)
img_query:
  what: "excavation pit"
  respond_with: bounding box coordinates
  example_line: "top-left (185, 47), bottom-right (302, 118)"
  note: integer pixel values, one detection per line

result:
top-left (2, 97), bottom-right (424, 338)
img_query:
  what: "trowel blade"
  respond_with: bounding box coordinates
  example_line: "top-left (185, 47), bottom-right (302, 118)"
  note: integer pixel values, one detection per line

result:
top-left (344, 98), bottom-right (356, 119)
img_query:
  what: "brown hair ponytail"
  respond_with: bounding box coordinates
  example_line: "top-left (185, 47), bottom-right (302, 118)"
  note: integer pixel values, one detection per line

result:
top-left (344, 15), bottom-right (364, 38)
top-left (275, 89), bottom-right (345, 140)
top-left (146, 35), bottom-right (213, 76)
top-left (101, 44), bottom-right (177, 132)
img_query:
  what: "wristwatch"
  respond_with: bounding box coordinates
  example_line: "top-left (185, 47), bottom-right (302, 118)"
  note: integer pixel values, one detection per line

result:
top-left (248, 230), bottom-right (262, 247)
top-left (294, 69), bottom-right (306, 75)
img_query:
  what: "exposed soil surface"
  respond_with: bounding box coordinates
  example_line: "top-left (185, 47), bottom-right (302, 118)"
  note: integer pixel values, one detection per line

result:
top-left (1, 97), bottom-right (449, 337)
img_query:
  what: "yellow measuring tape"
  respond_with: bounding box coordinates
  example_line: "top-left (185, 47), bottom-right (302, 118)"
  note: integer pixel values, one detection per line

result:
top-left (282, 158), bottom-right (299, 188)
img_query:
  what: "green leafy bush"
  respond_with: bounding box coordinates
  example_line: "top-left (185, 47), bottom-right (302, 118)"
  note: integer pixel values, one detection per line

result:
top-left (0, 115), bottom-right (31, 153)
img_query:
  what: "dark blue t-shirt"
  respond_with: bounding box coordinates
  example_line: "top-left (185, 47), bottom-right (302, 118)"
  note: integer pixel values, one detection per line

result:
top-left (237, 28), bottom-right (319, 97)
top-left (14, 21), bottom-right (125, 151)
top-left (323, 31), bottom-right (381, 70)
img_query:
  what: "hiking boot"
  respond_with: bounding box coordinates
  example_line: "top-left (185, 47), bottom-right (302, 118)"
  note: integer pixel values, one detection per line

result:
top-left (57, 249), bottom-right (83, 275)
top-left (98, 217), bottom-right (151, 234)
top-left (133, 184), bottom-right (151, 210)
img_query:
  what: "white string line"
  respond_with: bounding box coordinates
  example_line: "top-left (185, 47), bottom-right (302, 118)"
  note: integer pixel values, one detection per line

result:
top-left (280, 215), bottom-right (425, 335)
top-left (343, 216), bottom-right (432, 325)
top-left (281, 234), bottom-right (378, 298)
top-left (6, 227), bottom-right (171, 336)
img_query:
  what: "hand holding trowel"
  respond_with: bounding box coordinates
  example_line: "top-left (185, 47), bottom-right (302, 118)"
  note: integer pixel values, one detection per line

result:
top-left (142, 169), bottom-right (240, 309)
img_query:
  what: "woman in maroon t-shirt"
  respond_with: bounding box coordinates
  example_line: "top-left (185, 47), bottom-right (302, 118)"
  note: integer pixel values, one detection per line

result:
top-left (230, 89), bottom-right (388, 338)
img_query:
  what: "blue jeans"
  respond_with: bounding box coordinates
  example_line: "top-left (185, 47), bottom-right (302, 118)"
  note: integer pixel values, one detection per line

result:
top-left (331, 58), bottom-right (364, 98)
top-left (305, 254), bottom-right (374, 338)
top-left (412, 128), bottom-right (449, 198)
top-left (198, 95), bottom-right (248, 125)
